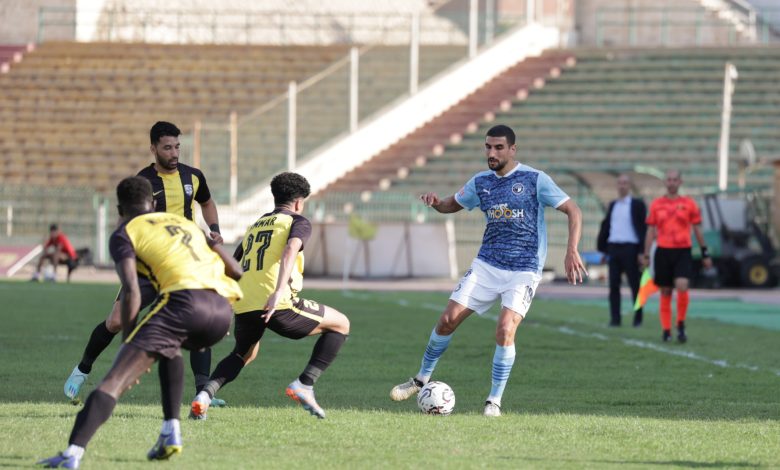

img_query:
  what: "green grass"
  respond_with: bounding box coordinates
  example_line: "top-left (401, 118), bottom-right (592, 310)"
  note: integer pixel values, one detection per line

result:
top-left (1, 280), bottom-right (778, 469)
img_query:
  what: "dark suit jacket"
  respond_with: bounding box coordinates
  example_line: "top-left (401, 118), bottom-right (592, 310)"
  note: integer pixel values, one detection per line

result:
top-left (597, 197), bottom-right (647, 253)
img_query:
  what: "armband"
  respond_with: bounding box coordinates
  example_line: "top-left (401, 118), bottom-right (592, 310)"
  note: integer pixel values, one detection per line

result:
top-left (209, 223), bottom-right (221, 234)
top-left (700, 246), bottom-right (710, 258)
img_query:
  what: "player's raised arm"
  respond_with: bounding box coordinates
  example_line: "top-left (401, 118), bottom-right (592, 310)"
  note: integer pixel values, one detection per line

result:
top-left (420, 192), bottom-right (463, 214)
top-left (556, 199), bottom-right (587, 285)
top-left (114, 257), bottom-right (142, 340)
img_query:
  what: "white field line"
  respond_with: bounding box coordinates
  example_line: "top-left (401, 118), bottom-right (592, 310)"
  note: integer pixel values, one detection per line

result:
top-left (341, 290), bottom-right (780, 377)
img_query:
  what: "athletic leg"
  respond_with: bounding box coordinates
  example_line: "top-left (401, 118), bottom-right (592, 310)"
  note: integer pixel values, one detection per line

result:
top-left (674, 277), bottom-right (690, 342)
top-left (148, 354), bottom-right (184, 460)
top-left (192, 312), bottom-right (265, 418)
top-left (299, 305), bottom-right (350, 386)
top-left (390, 300), bottom-right (473, 402)
top-left (189, 348), bottom-right (211, 394)
top-left (54, 344), bottom-right (156, 464)
top-left (64, 302), bottom-right (122, 399)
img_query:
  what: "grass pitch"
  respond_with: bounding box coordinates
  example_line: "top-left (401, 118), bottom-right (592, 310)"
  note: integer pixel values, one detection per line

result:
top-left (0, 280), bottom-right (778, 469)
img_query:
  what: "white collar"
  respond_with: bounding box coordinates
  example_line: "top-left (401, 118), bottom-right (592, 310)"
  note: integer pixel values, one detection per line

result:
top-left (494, 162), bottom-right (520, 178)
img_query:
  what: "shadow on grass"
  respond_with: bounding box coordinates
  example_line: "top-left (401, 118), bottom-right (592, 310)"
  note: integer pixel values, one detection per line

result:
top-left (522, 457), bottom-right (760, 468)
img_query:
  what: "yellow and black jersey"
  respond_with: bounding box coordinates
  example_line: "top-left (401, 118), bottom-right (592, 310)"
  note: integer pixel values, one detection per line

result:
top-left (232, 208), bottom-right (311, 314)
top-left (137, 163), bottom-right (211, 221)
top-left (109, 212), bottom-right (242, 303)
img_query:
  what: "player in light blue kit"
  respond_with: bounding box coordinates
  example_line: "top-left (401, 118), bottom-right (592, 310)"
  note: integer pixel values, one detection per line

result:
top-left (390, 125), bottom-right (587, 416)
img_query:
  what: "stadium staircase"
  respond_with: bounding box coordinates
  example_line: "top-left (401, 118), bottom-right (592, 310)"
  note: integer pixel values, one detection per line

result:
top-left (194, 45), bottom-right (466, 203)
top-left (308, 46), bottom-right (780, 271)
top-left (0, 44), bottom-right (31, 73)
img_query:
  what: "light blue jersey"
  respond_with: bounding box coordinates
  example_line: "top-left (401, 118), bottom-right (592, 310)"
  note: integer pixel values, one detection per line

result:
top-left (454, 163), bottom-right (569, 273)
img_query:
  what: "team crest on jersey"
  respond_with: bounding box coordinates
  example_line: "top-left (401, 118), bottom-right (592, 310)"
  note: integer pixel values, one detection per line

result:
top-left (511, 183), bottom-right (524, 195)
top-left (184, 184), bottom-right (193, 196)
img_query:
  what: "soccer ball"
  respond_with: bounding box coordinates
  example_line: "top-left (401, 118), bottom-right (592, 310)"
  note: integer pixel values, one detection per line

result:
top-left (417, 381), bottom-right (455, 415)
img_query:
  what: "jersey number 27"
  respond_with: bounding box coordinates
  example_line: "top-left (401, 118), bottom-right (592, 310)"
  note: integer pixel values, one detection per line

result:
top-left (241, 230), bottom-right (273, 271)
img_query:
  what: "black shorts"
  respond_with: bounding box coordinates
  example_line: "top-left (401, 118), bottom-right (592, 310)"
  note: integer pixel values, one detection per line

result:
top-left (115, 277), bottom-right (158, 310)
top-left (232, 298), bottom-right (325, 356)
top-left (654, 247), bottom-right (693, 287)
top-left (124, 289), bottom-right (233, 359)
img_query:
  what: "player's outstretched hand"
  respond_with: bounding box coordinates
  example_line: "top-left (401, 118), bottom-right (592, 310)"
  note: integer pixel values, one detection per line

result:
top-left (209, 231), bottom-right (224, 245)
top-left (420, 192), bottom-right (441, 207)
top-left (261, 291), bottom-right (282, 323)
top-left (564, 249), bottom-right (587, 285)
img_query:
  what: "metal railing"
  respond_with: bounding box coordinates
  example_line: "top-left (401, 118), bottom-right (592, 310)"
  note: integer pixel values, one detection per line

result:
top-left (0, 185), bottom-right (114, 263)
top-left (180, 2), bottom-right (565, 206)
top-left (594, 7), bottom-right (780, 47)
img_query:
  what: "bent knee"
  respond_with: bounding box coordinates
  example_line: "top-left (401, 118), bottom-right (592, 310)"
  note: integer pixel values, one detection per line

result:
top-left (436, 318), bottom-right (459, 335)
top-left (239, 343), bottom-right (259, 365)
top-left (334, 314), bottom-right (350, 335)
top-left (105, 312), bottom-right (122, 333)
top-left (495, 330), bottom-right (515, 345)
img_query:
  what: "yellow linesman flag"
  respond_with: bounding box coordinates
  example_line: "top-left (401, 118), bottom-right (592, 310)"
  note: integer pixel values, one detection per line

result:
top-left (634, 268), bottom-right (659, 311)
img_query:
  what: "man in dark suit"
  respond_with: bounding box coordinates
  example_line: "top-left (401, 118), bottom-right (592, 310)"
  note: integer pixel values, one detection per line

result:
top-left (597, 174), bottom-right (647, 326)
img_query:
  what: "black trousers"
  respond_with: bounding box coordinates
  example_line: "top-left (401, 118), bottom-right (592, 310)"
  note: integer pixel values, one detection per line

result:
top-left (607, 243), bottom-right (642, 324)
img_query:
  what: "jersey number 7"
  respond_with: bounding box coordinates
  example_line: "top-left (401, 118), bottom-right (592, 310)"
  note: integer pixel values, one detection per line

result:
top-left (165, 225), bottom-right (200, 261)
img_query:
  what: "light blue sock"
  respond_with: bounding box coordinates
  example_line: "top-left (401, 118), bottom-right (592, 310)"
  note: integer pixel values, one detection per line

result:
top-left (487, 344), bottom-right (516, 406)
top-left (416, 329), bottom-right (453, 382)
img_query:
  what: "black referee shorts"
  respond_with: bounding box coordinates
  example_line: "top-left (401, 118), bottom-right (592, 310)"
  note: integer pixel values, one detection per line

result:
top-left (654, 247), bottom-right (693, 287)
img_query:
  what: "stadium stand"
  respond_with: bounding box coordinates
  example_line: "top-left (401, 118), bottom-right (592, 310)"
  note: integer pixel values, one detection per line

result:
top-left (193, 44), bottom-right (467, 203)
top-left (0, 41), bottom-right (350, 191)
top-left (309, 46), bottom-right (780, 270)
top-left (0, 44), bottom-right (29, 73)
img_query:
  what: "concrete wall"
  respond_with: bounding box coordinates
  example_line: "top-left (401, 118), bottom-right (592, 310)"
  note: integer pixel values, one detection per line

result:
top-left (575, 0), bottom-right (750, 47)
top-left (0, 0), bottom-right (76, 44)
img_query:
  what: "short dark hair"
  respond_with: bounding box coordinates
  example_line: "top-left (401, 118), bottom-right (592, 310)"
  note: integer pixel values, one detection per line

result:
top-left (49, 224), bottom-right (58, 231)
top-left (271, 172), bottom-right (311, 206)
top-left (150, 121), bottom-right (181, 145)
top-left (486, 124), bottom-right (516, 146)
top-left (117, 176), bottom-right (153, 212)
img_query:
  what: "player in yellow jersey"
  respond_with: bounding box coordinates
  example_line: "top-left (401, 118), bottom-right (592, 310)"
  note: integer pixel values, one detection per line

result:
top-left (65, 121), bottom-right (227, 413)
top-left (191, 172), bottom-right (350, 419)
top-left (39, 176), bottom-right (242, 469)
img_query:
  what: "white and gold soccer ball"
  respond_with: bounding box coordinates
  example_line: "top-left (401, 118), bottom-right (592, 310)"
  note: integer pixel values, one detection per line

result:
top-left (417, 381), bottom-right (455, 415)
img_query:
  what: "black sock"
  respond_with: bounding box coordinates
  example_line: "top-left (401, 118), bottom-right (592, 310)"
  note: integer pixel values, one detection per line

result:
top-left (78, 322), bottom-right (117, 374)
top-left (190, 348), bottom-right (212, 393)
top-left (69, 390), bottom-right (117, 448)
top-left (299, 332), bottom-right (347, 386)
top-left (203, 353), bottom-right (245, 399)
top-left (159, 355), bottom-right (184, 420)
